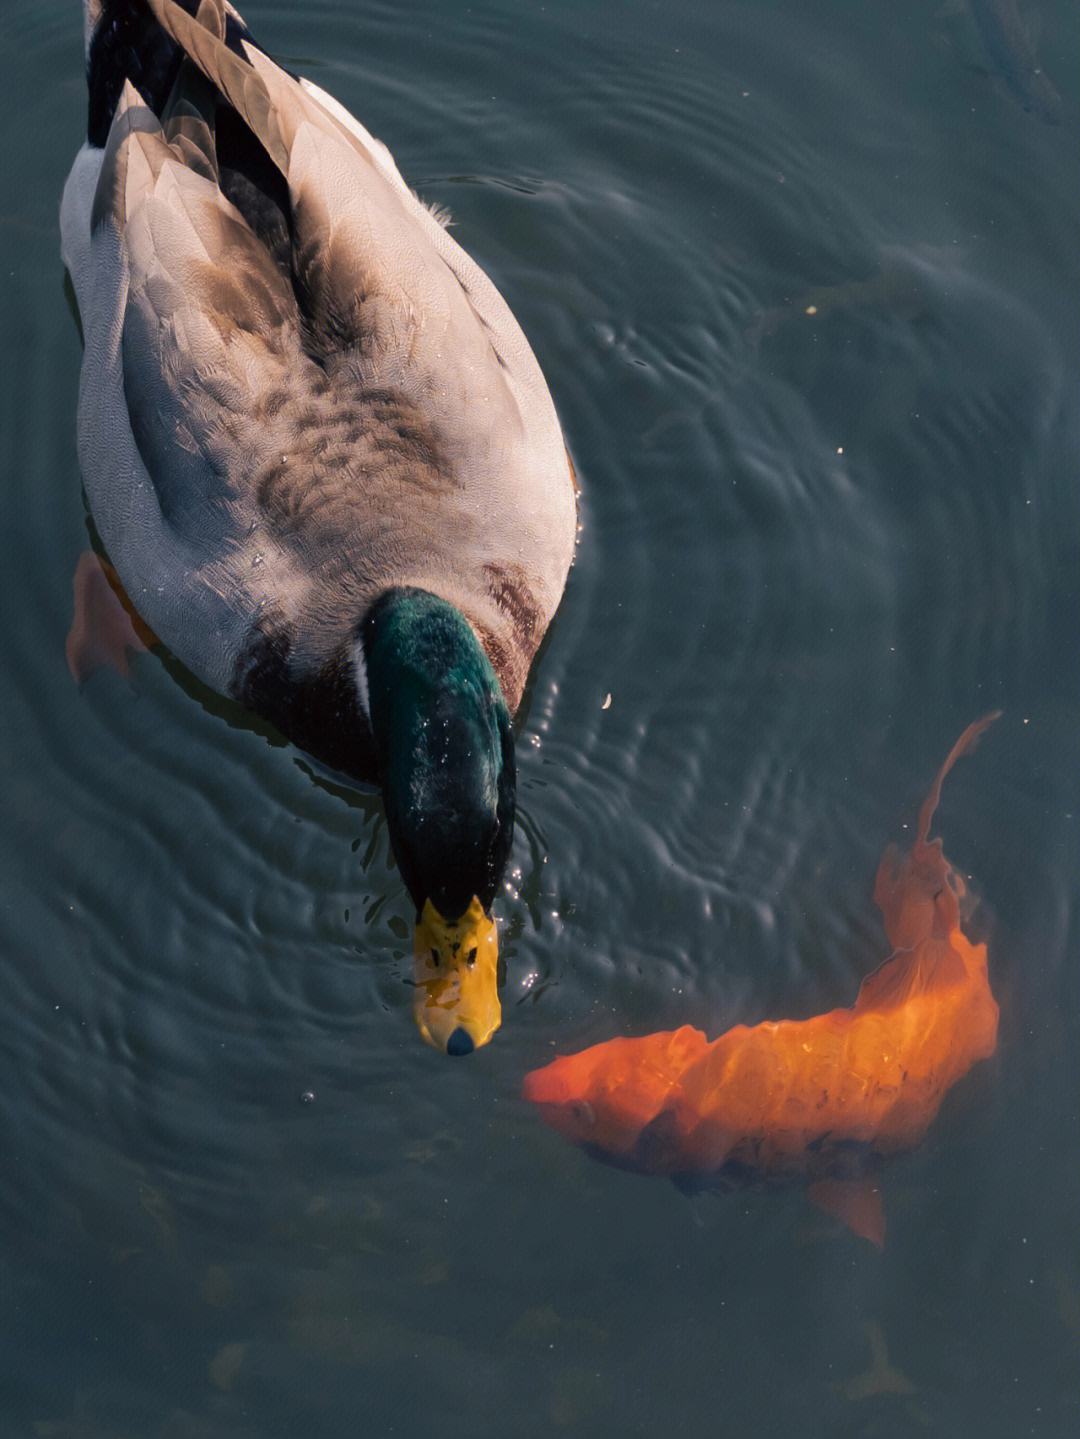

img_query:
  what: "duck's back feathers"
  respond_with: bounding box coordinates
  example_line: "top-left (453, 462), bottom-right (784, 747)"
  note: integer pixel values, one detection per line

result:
top-left (64, 0), bottom-right (576, 769)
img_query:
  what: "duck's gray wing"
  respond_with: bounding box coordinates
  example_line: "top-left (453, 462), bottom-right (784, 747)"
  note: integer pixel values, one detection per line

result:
top-left (95, 80), bottom-right (300, 523)
top-left (144, 0), bottom-right (568, 505)
top-left (88, 0), bottom-right (575, 705)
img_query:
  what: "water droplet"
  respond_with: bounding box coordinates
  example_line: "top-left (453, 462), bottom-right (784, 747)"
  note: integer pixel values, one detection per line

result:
top-left (299, 1090), bottom-right (316, 1105)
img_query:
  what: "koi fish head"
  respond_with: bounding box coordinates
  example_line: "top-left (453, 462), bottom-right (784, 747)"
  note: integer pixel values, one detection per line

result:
top-left (523, 1026), bottom-right (708, 1158)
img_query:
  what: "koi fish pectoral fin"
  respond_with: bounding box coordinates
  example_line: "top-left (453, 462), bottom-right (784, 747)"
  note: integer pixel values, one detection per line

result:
top-left (807, 1177), bottom-right (886, 1248)
top-left (630, 1105), bottom-right (694, 1174)
top-left (66, 551), bottom-right (158, 685)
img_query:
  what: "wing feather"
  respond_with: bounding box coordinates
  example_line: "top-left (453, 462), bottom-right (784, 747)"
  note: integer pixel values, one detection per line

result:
top-left (143, 0), bottom-right (294, 172)
top-left (91, 81), bottom-right (171, 233)
top-left (114, 121), bottom-right (301, 527)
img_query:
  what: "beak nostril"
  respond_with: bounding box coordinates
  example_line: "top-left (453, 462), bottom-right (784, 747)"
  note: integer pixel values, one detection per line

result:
top-left (446, 1028), bottom-right (475, 1057)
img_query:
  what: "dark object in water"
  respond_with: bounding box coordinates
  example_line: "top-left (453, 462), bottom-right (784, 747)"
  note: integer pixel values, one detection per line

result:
top-left (744, 250), bottom-right (934, 351)
top-left (969, 0), bottom-right (1062, 124)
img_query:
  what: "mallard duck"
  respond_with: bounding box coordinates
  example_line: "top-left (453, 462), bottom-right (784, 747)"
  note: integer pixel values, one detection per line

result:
top-left (61, 0), bottom-right (577, 1054)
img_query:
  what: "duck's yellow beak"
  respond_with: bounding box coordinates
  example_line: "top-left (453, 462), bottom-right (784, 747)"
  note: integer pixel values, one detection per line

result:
top-left (413, 897), bottom-right (501, 1055)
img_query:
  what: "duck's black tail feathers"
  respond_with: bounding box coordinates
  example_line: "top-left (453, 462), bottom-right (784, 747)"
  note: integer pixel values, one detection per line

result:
top-left (85, 0), bottom-right (295, 285)
top-left (85, 0), bottom-right (266, 147)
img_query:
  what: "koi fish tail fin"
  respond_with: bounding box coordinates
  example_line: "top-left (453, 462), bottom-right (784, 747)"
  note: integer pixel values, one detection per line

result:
top-left (874, 712), bottom-right (1000, 952)
top-left (914, 710), bottom-right (1002, 847)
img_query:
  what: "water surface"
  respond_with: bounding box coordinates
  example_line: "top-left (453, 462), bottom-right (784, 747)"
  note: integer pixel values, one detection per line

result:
top-left (2, 1), bottom-right (1080, 1435)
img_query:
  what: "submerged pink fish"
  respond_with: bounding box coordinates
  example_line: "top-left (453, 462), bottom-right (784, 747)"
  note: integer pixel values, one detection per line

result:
top-left (66, 551), bottom-right (155, 684)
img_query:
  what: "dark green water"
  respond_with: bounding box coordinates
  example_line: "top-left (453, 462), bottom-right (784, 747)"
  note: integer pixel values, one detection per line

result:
top-left (3, 1), bottom-right (1080, 1434)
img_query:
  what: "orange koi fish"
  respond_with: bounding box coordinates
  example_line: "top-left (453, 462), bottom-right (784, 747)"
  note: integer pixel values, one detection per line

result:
top-left (524, 715), bottom-right (1001, 1245)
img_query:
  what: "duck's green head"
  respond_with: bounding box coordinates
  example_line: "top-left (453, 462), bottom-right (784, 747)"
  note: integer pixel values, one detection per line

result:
top-left (362, 588), bottom-right (515, 1055)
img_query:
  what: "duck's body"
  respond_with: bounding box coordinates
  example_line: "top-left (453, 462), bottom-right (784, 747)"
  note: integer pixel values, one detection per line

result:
top-left (63, 0), bottom-right (577, 1049)
top-left (63, 0), bottom-right (575, 776)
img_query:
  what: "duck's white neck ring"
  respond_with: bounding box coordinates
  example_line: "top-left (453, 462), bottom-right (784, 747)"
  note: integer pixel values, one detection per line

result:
top-left (351, 636), bottom-right (371, 722)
